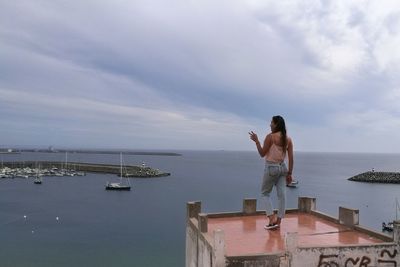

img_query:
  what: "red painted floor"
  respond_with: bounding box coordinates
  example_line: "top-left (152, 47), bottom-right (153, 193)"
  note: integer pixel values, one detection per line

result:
top-left (206, 213), bottom-right (385, 257)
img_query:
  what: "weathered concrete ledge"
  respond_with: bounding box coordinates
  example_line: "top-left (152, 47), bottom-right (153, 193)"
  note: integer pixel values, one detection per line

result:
top-left (1, 161), bottom-right (170, 178)
top-left (348, 171), bottom-right (400, 183)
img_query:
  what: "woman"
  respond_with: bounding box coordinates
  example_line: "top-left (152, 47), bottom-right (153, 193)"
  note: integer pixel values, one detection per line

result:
top-left (249, 115), bottom-right (294, 230)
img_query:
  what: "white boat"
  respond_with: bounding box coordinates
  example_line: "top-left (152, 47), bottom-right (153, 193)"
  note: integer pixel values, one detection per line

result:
top-left (105, 153), bottom-right (131, 191)
top-left (286, 180), bottom-right (298, 188)
top-left (33, 176), bottom-right (42, 184)
top-left (382, 197), bottom-right (399, 232)
top-left (33, 165), bottom-right (43, 184)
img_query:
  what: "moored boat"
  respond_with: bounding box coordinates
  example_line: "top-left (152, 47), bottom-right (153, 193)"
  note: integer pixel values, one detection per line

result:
top-left (382, 222), bottom-right (393, 232)
top-left (286, 180), bottom-right (298, 188)
top-left (105, 153), bottom-right (131, 191)
top-left (105, 182), bottom-right (130, 191)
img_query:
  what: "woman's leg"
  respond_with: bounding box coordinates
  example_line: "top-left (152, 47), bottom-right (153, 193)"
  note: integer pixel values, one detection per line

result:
top-left (276, 175), bottom-right (286, 221)
top-left (262, 163), bottom-right (275, 218)
top-left (264, 191), bottom-right (274, 218)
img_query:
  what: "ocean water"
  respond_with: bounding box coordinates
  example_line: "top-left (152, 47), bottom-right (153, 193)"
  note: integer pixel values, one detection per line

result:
top-left (0, 151), bottom-right (399, 267)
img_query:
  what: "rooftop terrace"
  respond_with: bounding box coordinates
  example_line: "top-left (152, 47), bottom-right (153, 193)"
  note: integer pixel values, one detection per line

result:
top-left (186, 197), bottom-right (400, 267)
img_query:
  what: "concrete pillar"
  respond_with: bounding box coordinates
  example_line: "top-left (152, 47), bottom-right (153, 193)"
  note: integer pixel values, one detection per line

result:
top-left (286, 232), bottom-right (298, 253)
top-left (339, 207), bottom-right (359, 227)
top-left (298, 197), bottom-right (316, 213)
top-left (187, 201), bottom-right (201, 220)
top-left (393, 220), bottom-right (400, 245)
top-left (198, 213), bottom-right (208, 233)
top-left (186, 201), bottom-right (201, 267)
top-left (243, 198), bottom-right (257, 215)
top-left (213, 229), bottom-right (225, 267)
top-left (285, 232), bottom-right (298, 267)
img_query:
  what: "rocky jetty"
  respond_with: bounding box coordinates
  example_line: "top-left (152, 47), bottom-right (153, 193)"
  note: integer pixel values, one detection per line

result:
top-left (348, 171), bottom-right (400, 183)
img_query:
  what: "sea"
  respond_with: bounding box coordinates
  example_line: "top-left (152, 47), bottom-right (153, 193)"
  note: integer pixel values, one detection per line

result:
top-left (0, 151), bottom-right (399, 267)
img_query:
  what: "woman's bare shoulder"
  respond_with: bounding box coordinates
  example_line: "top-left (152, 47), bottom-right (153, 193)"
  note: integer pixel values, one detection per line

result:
top-left (287, 136), bottom-right (293, 144)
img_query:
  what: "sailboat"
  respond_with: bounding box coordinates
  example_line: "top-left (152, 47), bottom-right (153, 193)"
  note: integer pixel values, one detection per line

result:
top-left (105, 153), bottom-right (131, 191)
top-left (34, 165), bottom-right (43, 184)
top-left (382, 197), bottom-right (399, 232)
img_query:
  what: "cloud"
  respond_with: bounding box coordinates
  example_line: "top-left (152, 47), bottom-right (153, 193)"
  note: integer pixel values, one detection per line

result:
top-left (1, 0), bottom-right (400, 151)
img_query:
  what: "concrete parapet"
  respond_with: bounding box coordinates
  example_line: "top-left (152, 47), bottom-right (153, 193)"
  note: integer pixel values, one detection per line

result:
top-left (213, 229), bottom-right (225, 267)
top-left (285, 232), bottom-right (298, 253)
top-left (285, 232), bottom-right (298, 267)
top-left (187, 201), bottom-right (201, 220)
top-left (199, 213), bottom-right (208, 233)
top-left (339, 206), bottom-right (359, 227)
top-left (291, 243), bottom-right (399, 267)
top-left (394, 220), bottom-right (400, 245)
top-left (243, 198), bottom-right (257, 215)
top-left (225, 255), bottom-right (282, 267)
top-left (298, 197), bottom-right (316, 213)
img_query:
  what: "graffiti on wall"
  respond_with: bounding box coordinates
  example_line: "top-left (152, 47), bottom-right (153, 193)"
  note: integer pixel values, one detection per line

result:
top-left (317, 249), bottom-right (398, 267)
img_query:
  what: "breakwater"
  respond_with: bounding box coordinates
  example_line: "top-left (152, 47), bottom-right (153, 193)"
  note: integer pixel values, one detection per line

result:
top-left (348, 171), bottom-right (400, 183)
top-left (1, 161), bottom-right (170, 178)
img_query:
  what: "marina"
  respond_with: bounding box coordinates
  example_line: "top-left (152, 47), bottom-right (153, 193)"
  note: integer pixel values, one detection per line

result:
top-left (0, 165), bottom-right (86, 179)
top-left (0, 161), bottom-right (170, 179)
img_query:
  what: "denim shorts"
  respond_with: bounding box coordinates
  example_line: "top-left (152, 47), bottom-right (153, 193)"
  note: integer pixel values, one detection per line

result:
top-left (261, 161), bottom-right (288, 195)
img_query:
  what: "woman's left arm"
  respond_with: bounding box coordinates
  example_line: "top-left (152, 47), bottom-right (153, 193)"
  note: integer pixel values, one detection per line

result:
top-left (286, 138), bottom-right (294, 183)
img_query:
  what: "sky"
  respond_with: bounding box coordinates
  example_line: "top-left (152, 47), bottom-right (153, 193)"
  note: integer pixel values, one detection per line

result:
top-left (1, 0), bottom-right (400, 153)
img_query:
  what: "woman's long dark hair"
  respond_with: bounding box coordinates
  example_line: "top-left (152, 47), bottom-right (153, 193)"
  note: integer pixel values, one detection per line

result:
top-left (272, 115), bottom-right (287, 148)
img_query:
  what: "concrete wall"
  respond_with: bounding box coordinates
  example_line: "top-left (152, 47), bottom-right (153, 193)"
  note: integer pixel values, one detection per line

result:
top-left (186, 202), bottom-right (221, 267)
top-left (225, 255), bottom-right (283, 267)
top-left (186, 219), bottom-right (219, 267)
top-left (291, 244), bottom-right (399, 267)
top-left (186, 221), bottom-right (199, 267)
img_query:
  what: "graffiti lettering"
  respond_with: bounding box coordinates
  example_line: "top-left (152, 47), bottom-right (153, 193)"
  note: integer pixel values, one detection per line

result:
top-left (345, 257), bottom-right (360, 266)
top-left (318, 249), bottom-right (398, 267)
top-left (378, 249), bottom-right (397, 267)
top-left (344, 256), bottom-right (371, 267)
top-left (380, 249), bottom-right (398, 258)
top-left (318, 254), bottom-right (339, 267)
top-left (359, 256), bottom-right (371, 267)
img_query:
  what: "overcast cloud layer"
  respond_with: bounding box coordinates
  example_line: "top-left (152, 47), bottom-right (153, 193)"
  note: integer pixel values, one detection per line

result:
top-left (1, 0), bottom-right (400, 152)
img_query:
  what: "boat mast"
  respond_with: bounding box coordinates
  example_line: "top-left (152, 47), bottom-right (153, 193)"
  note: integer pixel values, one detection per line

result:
top-left (120, 152), bottom-right (122, 181)
top-left (65, 151), bottom-right (68, 170)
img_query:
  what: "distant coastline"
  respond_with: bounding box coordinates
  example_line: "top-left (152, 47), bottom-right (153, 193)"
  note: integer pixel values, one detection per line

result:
top-left (7, 149), bottom-right (182, 156)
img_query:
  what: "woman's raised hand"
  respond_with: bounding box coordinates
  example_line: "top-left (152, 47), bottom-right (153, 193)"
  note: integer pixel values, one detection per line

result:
top-left (248, 131), bottom-right (259, 143)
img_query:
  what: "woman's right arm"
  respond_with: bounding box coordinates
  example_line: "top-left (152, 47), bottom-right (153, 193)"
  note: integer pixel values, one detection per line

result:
top-left (287, 138), bottom-right (294, 173)
top-left (249, 131), bottom-right (271, 157)
top-left (256, 134), bottom-right (271, 158)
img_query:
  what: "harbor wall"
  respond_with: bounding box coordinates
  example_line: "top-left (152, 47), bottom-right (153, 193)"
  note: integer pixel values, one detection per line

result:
top-left (1, 161), bottom-right (170, 178)
top-left (349, 171), bottom-right (400, 183)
